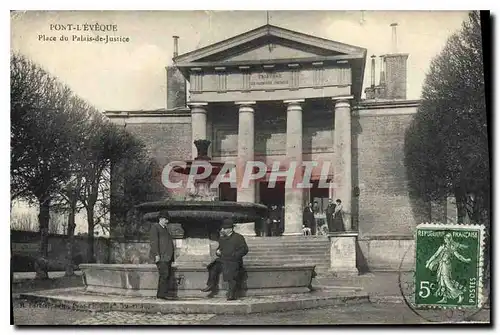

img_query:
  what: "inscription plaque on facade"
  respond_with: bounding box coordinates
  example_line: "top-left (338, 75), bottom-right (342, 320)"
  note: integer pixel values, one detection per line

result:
top-left (197, 67), bottom-right (352, 94)
top-left (249, 72), bottom-right (290, 90)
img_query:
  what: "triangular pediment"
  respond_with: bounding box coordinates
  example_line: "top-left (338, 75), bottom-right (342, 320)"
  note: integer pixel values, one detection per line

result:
top-left (174, 24), bottom-right (366, 65)
top-left (224, 43), bottom-right (324, 62)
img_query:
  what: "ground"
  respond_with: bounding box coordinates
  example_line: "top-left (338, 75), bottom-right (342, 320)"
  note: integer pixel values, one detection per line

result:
top-left (11, 272), bottom-right (491, 325)
top-left (12, 299), bottom-right (490, 325)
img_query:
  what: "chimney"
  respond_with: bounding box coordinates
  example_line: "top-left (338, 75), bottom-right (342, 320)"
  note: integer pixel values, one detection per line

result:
top-left (390, 23), bottom-right (398, 53)
top-left (166, 36), bottom-right (187, 110)
top-left (379, 55), bottom-right (386, 86)
top-left (384, 23), bottom-right (409, 99)
top-left (364, 54), bottom-right (377, 99)
top-left (370, 55), bottom-right (376, 87)
top-left (173, 35), bottom-right (179, 58)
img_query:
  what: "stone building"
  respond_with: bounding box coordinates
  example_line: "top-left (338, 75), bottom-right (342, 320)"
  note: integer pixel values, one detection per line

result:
top-left (106, 24), bottom-right (433, 272)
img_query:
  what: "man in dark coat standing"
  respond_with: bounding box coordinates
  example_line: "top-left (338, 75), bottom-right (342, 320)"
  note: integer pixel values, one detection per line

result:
top-left (269, 205), bottom-right (281, 236)
top-left (201, 218), bottom-right (249, 300)
top-left (325, 198), bottom-right (336, 233)
top-left (149, 210), bottom-right (175, 300)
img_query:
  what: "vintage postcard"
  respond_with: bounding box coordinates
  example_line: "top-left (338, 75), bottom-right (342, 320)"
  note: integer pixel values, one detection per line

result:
top-left (10, 10), bottom-right (490, 325)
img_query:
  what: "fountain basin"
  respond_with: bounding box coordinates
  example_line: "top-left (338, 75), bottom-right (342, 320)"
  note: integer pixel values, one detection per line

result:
top-left (79, 263), bottom-right (315, 298)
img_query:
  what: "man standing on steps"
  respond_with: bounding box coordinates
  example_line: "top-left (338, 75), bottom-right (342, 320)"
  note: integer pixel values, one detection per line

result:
top-left (303, 202), bottom-right (315, 235)
top-left (149, 210), bottom-right (176, 300)
top-left (201, 218), bottom-right (249, 300)
top-left (325, 198), bottom-right (336, 233)
top-left (269, 205), bottom-right (281, 236)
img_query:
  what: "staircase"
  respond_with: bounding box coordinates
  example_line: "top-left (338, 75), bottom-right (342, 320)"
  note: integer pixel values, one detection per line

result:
top-left (243, 236), bottom-right (331, 275)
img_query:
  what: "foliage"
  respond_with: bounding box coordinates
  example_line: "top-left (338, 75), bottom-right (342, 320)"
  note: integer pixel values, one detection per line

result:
top-left (110, 150), bottom-right (165, 239)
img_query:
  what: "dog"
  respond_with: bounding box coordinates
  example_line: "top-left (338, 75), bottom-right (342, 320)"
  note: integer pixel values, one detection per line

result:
top-left (302, 225), bottom-right (312, 236)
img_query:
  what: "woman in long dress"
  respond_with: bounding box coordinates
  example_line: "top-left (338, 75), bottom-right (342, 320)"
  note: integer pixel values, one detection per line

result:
top-left (332, 199), bottom-right (345, 232)
top-left (425, 233), bottom-right (471, 303)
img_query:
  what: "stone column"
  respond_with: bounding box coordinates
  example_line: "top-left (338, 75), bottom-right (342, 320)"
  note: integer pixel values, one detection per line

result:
top-left (283, 99), bottom-right (304, 236)
top-left (189, 102), bottom-right (208, 159)
top-left (333, 97), bottom-right (353, 231)
top-left (206, 112), bottom-right (213, 158)
top-left (329, 96), bottom-right (358, 276)
top-left (235, 101), bottom-right (256, 236)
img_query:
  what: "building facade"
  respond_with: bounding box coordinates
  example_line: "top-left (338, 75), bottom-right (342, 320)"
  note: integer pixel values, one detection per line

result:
top-left (107, 24), bottom-right (435, 271)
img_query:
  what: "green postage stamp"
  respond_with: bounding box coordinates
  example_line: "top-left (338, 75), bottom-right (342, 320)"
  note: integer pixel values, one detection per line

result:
top-left (415, 223), bottom-right (486, 309)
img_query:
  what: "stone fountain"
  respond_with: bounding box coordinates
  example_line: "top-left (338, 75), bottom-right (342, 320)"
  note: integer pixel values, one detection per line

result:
top-left (136, 139), bottom-right (269, 268)
top-left (78, 140), bottom-right (317, 299)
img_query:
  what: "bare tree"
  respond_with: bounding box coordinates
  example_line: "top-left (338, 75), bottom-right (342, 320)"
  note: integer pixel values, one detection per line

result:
top-left (77, 115), bottom-right (147, 262)
top-left (11, 53), bottom-right (90, 279)
top-left (10, 211), bottom-right (38, 232)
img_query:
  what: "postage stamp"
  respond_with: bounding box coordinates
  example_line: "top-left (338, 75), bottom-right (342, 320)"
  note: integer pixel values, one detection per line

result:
top-left (415, 223), bottom-right (486, 309)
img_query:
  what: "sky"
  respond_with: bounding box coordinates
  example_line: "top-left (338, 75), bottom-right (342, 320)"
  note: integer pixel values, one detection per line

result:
top-left (10, 10), bottom-right (470, 112)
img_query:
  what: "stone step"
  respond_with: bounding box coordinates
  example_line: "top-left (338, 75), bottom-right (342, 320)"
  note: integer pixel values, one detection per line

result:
top-left (243, 259), bottom-right (330, 266)
top-left (246, 256), bottom-right (330, 261)
top-left (247, 245), bottom-right (330, 249)
top-left (19, 288), bottom-right (369, 315)
top-left (247, 255), bottom-right (330, 262)
top-left (245, 259), bottom-right (330, 265)
top-left (241, 264), bottom-right (331, 274)
top-left (246, 239), bottom-right (329, 243)
top-left (245, 236), bottom-right (329, 240)
top-left (248, 245), bottom-right (330, 248)
top-left (248, 250), bottom-right (330, 255)
top-left (242, 264), bottom-right (330, 271)
top-left (244, 256), bottom-right (330, 262)
top-left (248, 249), bottom-right (330, 254)
top-left (247, 238), bottom-right (330, 242)
top-left (248, 241), bottom-right (329, 244)
top-left (246, 252), bottom-right (330, 257)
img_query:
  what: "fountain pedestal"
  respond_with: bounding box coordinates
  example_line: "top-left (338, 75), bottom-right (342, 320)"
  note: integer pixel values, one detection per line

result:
top-left (80, 263), bottom-right (316, 298)
top-left (174, 237), bottom-right (214, 267)
top-left (233, 222), bottom-right (256, 236)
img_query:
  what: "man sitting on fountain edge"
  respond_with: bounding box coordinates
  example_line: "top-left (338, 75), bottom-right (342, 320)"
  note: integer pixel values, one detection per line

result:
top-left (149, 210), bottom-right (176, 300)
top-left (202, 218), bottom-right (249, 301)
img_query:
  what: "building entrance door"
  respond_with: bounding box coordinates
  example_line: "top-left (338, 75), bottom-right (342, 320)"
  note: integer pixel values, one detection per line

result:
top-left (259, 180), bottom-right (285, 207)
top-left (218, 182), bottom-right (236, 201)
top-left (259, 181), bottom-right (285, 237)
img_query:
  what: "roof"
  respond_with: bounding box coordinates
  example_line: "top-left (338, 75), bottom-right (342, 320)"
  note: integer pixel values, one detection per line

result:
top-left (172, 24), bottom-right (367, 101)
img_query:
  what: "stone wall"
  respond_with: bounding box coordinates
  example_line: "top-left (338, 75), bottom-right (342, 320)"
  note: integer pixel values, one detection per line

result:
top-left (384, 55), bottom-right (409, 100)
top-left (125, 120), bottom-right (192, 165)
top-left (353, 105), bottom-right (428, 238)
top-left (357, 237), bottom-right (415, 272)
top-left (110, 239), bottom-right (185, 264)
top-left (125, 120), bottom-right (192, 197)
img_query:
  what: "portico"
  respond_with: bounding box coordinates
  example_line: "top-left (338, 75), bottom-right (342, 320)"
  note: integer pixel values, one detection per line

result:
top-left (175, 25), bottom-right (366, 238)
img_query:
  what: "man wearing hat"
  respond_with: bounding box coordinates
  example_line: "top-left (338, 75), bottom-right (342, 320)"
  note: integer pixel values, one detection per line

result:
top-left (325, 198), bottom-right (336, 233)
top-left (149, 210), bottom-right (175, 300)
top-left (201, 218), bottom-right (249, 300)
